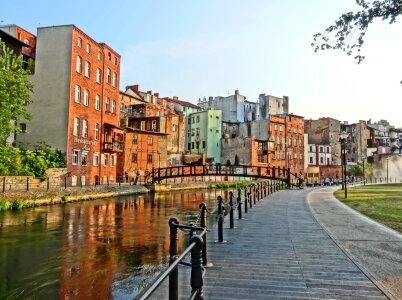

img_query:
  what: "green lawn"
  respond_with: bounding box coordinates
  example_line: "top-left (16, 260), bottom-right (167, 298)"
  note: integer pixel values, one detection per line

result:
top-left (334, 184), bottom-right (402, 233)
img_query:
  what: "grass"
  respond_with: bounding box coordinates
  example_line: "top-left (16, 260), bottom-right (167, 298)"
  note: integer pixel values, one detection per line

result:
top-left (334, 184), bottom-right (402, 233)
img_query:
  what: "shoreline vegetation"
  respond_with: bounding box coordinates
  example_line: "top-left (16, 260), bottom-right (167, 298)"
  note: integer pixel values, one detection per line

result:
top-left (0, 181), bottom-right (256, 212)
top-left (334, 183), bottom-right (402, 233)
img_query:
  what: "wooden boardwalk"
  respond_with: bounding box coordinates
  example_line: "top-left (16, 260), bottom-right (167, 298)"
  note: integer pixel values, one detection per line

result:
top-left (150, 188), bottom-right (388, 299)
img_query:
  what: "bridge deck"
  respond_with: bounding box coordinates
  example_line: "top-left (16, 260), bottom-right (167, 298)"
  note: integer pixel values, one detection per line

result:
top-left (153, 188), bottom-right (388, 299)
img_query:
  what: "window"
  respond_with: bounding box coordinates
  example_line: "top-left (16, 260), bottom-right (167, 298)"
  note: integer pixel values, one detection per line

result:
top-left (86, 43), bottom-right (91, 53)
top-left (147, 154), bottom-right (153, 163)
top-left (112, 100), bottom-right (116, 113)
top-left (320, 157), bottom-right (324, 164)
top-left (192, 142), bottom-right (194, 149)
top-left (96, 68), bottom-right (101, 83)
top-left (196, 116), bottom-right (200, 123)
top-left (95, 123), bottom-right (99, 140)
top-left (131, 153), bottom-right (137, 163)
top-left (187, 129), bottom-right (191, 137)
top-left (106, 68), bottom-right (111, 83)
top-left (75, 85), bottom-right (81, 103)
top-left (84, 89), bottom-right (89, 106)
top-left (73, 117), bottom-right (80, 136)
top-left (327, 158), bottom-right (330, 165)
top-left (279, 125), bottom-right (282, 132)
top-left (112, 72), bottom-right (117, 87)
top-left (152, 120), bottom-right (157, 131)
top-left (77, 37), bottom-right (82, 48)
top-left (187, 143), bottom-right (191, 150)
top-left (81, 152), bottom-right (88, 166)
top-left (103, 154), bottom-right (108, 166)
top-left (105, 97), bottom-right (110, 112)
top-left (274, 124), bottom-right (278, 131)
top-left (72, 150), bottom-right (79, 165)
top-left (19, 123), bottom-right (26, 133)
top-left (309, 157), bottom-right (313, 164)
top-left (191, 128), bottom-right (195, 136)
top-left (140, 121), bottom-right (145, 130)
top-left (202, 141), bottom-right (206, 148)
top-left (132, 135), bottom-right (138, 144)
top-left (93, 153), bottom-right (99, 166)
top-left (110, 155), bottom-right (115, 167)
top-left (82, 120), bottom-right (88, 138)
top-left (327, 147), bottom-right (330, 153)
top-left (114, 57), bottom-right (117, 64)
top-left (319, 146), bottom-right (323, 152)
top-left (147, 136), bottom-right (153, 145)
top-left (95, 95), bottom-right (100, 110)
top-left (97, 51), bottom-right (102, 60)
top-left (108, 52), bottom-right (111, 60)
top-left (196, 128), bottom-right (200, 136)
top-left (84, 61), bottom-right (90, 77)
top-left (120, 103), bottom-right (125, 112)
top-left (76, 56), bottom-right (82, 73)
top-left (172, 124), bottom-right (177, 132)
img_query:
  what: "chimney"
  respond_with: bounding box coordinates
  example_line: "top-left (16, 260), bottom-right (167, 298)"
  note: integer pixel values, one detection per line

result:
top-left (235, 90), bottom-right (239, 95)
top-left (154, 93), bottom-right (159, 98)
top-left (147, 90), bottom-right (152, 95)
top-left (173, 96), bottom-right (179, 100)
top-left (126, 84), bottom-right (139, 92)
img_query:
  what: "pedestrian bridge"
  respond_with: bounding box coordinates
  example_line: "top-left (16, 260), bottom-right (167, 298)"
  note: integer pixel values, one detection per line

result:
top-left (145, 165), bottom-right (293, 185)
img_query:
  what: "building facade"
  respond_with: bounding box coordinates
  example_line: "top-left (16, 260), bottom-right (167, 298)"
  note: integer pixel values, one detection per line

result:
top-left (304, 117), bottom-right (342, 166)
top-left (17, 25), bottom-right (122, 185)
top-left (341, 120), bottom-right (370, 164)
top-left (187, 110), bottom-right (222, 163)
top-left (256, 94), bottom-right (289, 120)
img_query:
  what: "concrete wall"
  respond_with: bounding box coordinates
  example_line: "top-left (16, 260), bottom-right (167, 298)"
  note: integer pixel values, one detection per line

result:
top-left (221, 137), bottom-right (252, 165)
top-left (257, 94), bottom-right (289, 120)
top-left (17, 25), bottom-right (72, 151)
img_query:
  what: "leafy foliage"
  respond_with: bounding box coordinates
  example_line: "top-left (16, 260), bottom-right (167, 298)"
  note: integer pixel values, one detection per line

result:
top-left (0, 38), bottom-right (33, 143)
top-left (312, 0), bottom-right (402, 63)
top-left (0, 143), bottom-right (66, 177)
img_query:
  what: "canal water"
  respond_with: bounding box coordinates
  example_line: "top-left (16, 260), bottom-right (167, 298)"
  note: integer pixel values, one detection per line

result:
top-left (0, 188), bottom-right (232, 299)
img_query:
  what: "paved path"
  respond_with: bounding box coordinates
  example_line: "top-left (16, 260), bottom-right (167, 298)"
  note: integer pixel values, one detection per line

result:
top-left (308, 187), bottom-right (402, 300)
top-left (199, 188), bottom-right (388, 299)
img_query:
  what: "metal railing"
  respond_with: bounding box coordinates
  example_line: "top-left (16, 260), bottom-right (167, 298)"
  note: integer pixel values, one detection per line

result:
top-left (135, 180), bottom-right (285, 299)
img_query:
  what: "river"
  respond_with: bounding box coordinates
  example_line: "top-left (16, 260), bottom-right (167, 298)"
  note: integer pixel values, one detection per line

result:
top-left (0, 188), bottom-right (232, 299)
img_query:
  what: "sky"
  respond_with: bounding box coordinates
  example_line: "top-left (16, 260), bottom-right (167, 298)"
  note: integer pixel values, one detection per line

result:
top-left (1, 0), bottom-right (402, 127)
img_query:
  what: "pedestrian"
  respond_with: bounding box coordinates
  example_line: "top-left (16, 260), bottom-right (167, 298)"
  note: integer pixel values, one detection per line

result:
top-left (125, 171), bottom-right (129, 183)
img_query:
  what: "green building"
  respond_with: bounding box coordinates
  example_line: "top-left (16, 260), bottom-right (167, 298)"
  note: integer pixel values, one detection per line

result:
top-left (187, 109), bottom-right (222, 163)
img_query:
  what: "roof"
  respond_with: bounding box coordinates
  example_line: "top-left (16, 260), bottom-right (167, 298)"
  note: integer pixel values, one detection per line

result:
top-left (0, 29), bottom-right (30, 48)
top-left (168, 98), bottom-right (199, 109)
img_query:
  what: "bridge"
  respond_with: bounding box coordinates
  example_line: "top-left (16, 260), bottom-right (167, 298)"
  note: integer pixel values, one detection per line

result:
top-left (146, 165), bottom-right (294, 185)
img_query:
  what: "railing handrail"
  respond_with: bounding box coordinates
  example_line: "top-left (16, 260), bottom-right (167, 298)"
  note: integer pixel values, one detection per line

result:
top-left (136, 228), bottom-right (206, 300)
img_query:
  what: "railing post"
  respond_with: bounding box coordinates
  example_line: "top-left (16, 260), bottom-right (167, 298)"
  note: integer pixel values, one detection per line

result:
top-left (199, 203), bottom-right (208, 266)
top-left (253, 185), bottom-right (256, 205)
top-left (26, 177), bottom-right (29, 191)
top-left (229, 191), bottom-right (234, 229)
top-left (237, 188), bottom-right (242, 220)
top-left (244, 188), bottom-right (248, 213)
top-left (2, 177), bottom-right (5, 193)
top-left (47, 177), bottom-right (50, 191)
top-left (169, 217), bottom-right (179, 300)
top-left (64, 177), bottom-right (67, 189)
top-left (190, 235), bottom-right (204, 299)
top-left (217, 196), bottom-right (224, 242)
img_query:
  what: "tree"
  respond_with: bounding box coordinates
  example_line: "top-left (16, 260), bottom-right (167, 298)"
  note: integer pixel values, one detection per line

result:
top-left (234, 154), bottom-right (240, 166)
top-left (0, 38), bottom-right (33, 144)
top-left (312, 0), bottom-right (402, 63)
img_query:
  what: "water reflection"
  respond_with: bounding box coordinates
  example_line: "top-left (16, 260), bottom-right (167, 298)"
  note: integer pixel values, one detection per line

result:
top-left (0, 189), bottom-right (231, 299)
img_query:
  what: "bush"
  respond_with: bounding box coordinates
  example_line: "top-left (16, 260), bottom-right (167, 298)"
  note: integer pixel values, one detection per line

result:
top-left (0, 201), bottom-right (12, 211)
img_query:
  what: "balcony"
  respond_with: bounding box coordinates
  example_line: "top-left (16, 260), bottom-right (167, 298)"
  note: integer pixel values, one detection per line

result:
top-left (103, 141), bottom-right (124, 152)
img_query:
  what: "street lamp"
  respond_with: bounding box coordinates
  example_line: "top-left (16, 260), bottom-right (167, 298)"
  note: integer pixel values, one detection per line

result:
top-left (362, 155), bottom-right (365, 186)
top-left (339, 131), bottom-right (349, 199)
top-left (386, 157), bottom-right (389, 184)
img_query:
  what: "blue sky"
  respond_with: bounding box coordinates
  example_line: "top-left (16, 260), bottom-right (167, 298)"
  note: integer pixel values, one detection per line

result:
top-left (2, 0), bottom-right (402, 126)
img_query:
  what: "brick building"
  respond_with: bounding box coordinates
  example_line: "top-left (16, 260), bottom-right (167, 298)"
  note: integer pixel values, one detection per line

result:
top-left (17, 25), bottom-right (122, 185)
top-left (269, 114), bottom-right (304, 175)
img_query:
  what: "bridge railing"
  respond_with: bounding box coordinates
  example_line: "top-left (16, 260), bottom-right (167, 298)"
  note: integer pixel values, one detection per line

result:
top-left (135, 180), bottom-right (286, 299)
top-left (146, 165), bottom-right (291, 184)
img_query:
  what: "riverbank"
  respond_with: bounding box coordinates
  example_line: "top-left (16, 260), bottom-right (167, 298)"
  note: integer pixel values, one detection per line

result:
top-left (0, 180), bottom-right (254, 211)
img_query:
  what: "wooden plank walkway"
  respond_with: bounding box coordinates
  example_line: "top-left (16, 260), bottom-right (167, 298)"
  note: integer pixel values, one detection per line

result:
top-left (151, 188), bottom-right (388, 299)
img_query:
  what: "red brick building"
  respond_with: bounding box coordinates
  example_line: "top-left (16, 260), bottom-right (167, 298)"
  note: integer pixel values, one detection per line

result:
top-left (17, 25), bottom-right (122, 185)
top-left (269, 114), bottom-right (304, 175)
